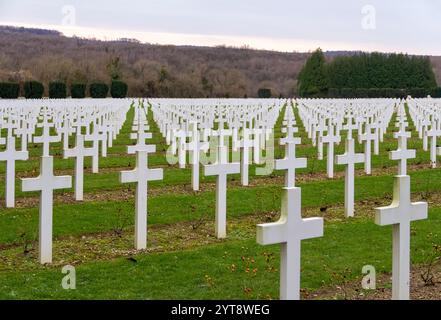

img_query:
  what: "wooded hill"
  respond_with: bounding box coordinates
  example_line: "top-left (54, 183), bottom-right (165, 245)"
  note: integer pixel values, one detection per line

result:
top-left (0, 26), bottom-right (440, 98)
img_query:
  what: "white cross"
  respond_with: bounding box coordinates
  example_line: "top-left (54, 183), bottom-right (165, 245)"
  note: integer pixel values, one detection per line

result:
top-left (315, 119), bottom-right (327, 160)
top-left (91, 125), bottom-right (109, 158)
top-left (281, 126), bottom-right (299, 141)
top-left (175, 129), bottom-right (190, 169)
top-left (100, 122), bottom-right (114, 150)
top-left (85, 125), bottom-right (107, 172)
top-left (257, 187), bottom-right (323, 300)
top-left (187, 123), bottom-right (209, 191)
top-left (420, 119), bottom-right (430, 151)
top-left (120, 144), bottom-right (163, 250)
top-left (370, 122), bottom-right (381, 155)
top-left (275, 136), bottom-right (306, 188)
top-left (320, 124), bottom-right (341, 178)
top-left (1, 120), bottom-right (15, 138)
top-left (33, 120), bottom-right (61, 157)
top-left (58, 117), bottom-right (75, 151)
top-left (426, 120), bottom-right (440, 168)
top-left (130, 109), bottom-right (152, 143)
top-left (204, 145), bottom-right (240, 239)
top-left (343, 115), bottom-right (358, 139)
top-left (375, 175), bottom-right (427, 300)
top-left (14, 119), bottom-right (34, 152)
top-left (251, 127), bottom-right (264, 164)
top-left (0, 137), bottom-right (28, 207)
top-left (21, 156), bottom-right (72, 264)
top-left (359, 123), bottom-right (377, 175)
top-left (238, 126), bottom-right (254, 186)
top-left (390, 127), bottom-right (415, 175)
top-left (63, 134), bottom-right (97, 201)
top-left (336, 138), bottom-right (364, 217)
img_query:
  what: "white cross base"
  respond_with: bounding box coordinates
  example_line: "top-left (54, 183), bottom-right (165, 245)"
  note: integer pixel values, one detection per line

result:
top-left (257, 187), bottom-right (323, 300)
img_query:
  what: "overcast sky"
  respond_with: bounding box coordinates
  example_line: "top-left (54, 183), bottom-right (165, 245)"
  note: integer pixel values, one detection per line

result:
top-left (1, 0), bottom-right (440, 54)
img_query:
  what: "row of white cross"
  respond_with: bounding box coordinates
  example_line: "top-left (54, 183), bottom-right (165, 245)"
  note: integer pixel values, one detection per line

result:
top-left (150, 99), bottom-right (282, 191)
top-left (408, 98), bottom-right (441, 168)
top-left (0, 100), bottom-right (131, 208)
top-left (0, 98), bottom-right (432, 300)
top-left (257, 100), bottom-right (427, 300)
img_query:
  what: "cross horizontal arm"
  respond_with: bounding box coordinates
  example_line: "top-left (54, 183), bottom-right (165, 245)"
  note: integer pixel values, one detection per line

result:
top-left (204, 163), bottom-right (240, 176)
top-left (390, 149), bottom-right (416, 160)
top-left (120, 169), bottom-right (139, 184)
top-left (127, 144), bottom-right (156, 154)
top-left (411, 202), bottom-right (428, 221)
top-left (53, 176), bottom-right (72, 190)
top-left (147, 168), bottom-right (164, 181)
top-left (22, 177), bottom-right (43, 192)
top-left (256, 222), bottom-right (286, 245)
top-left (300, 217), bottom-right (324, 240)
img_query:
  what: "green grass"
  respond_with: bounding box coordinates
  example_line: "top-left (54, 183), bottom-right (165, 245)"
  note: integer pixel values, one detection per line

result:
top-left (1, 167), bottom-right (440, 245)
top-left (1, 102), bottom-right (441, 299)
top-left (0, 209), bottom-right (439, 300)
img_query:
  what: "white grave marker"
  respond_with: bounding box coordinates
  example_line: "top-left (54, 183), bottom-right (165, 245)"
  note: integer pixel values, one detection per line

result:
top-left (257, 187), bottom-right (323, 300)
top-left (204, 145), bottom-right (240, 238)
top-left (336, 138), bottom-right (364, 217)
top-left (0, 137), bottom-right (29, 207)
top-left (21, 156), bottom-right (72, 264)
top-left (320, 124), bottom-right (341, 178)
top-left (375, 176), bottom-right (427, 300)
top-left (120, 144), bottom-right (163, 250)
top-left (64, 134), bottom-right (97, 201)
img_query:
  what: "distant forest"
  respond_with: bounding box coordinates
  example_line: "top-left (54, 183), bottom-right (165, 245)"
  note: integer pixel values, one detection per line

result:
top-left (298, 49), bottom-right (440, 98)
top-left (1, 26), bottom-right (441, 98)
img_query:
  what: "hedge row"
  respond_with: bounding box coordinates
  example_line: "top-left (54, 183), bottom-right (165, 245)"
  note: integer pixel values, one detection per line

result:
top-left (327, 87), bottom-right (441, 99)
top-left (0, 81), bottom-right (128, 99)
top-left (257, 88), bottom-right (272, 98)
top-left (0, 82), bottom-right (20, 99)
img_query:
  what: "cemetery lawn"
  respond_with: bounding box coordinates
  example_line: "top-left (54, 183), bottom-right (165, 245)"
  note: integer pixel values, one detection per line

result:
top-left (0, 207), bottom-right (440, 299)
top-left (1, 104), bottom-right (441, 299)
top-left (1, 171), bottom-right (441, 299)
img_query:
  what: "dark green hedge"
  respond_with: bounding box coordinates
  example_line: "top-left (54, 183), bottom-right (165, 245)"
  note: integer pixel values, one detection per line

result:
top-left (71, 83), bottom-right (86, 98)
top-left (24, 81), bottom-right (44, 99)
top-left (49, 81), bottom-right (67, 99)
top-left (327, 53), bottom-right (437, 90)
top-left (110, 80), bottom-right (128, 98)
top-left (299, 50), bottom-right (437, 98)
top-left (89, 83), bottom-right (109, 98)
top-left (257, 88), bottom-right (272, 98)
top-left (0, 82), bottom-right (20, 99)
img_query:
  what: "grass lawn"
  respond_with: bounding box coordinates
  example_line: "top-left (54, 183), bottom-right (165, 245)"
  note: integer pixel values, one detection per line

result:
top-left (1, 101), bottom-right (440, 299)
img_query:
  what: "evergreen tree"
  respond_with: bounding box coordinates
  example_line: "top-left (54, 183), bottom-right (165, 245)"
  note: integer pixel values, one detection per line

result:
top-left (298, 48), bottom-right (328, 97)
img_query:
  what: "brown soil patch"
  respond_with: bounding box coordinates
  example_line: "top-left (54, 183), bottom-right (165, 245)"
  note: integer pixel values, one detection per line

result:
top-left (305, 264), bottom-right (441, 300)
top-left (0, 214), bottom-right (258, 272)
top-left (2, 162), bottom-right (436, 210)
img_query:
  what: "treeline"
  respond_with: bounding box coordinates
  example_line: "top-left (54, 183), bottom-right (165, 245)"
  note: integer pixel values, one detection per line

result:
top-left (2, 27), bottom-right (441, 99)
top-left (298, 49), bottom-right (440, 98)
top-left (0, 80), bottom-right (128, 99)
top-left (0, 26), bottom-right (305, 98)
